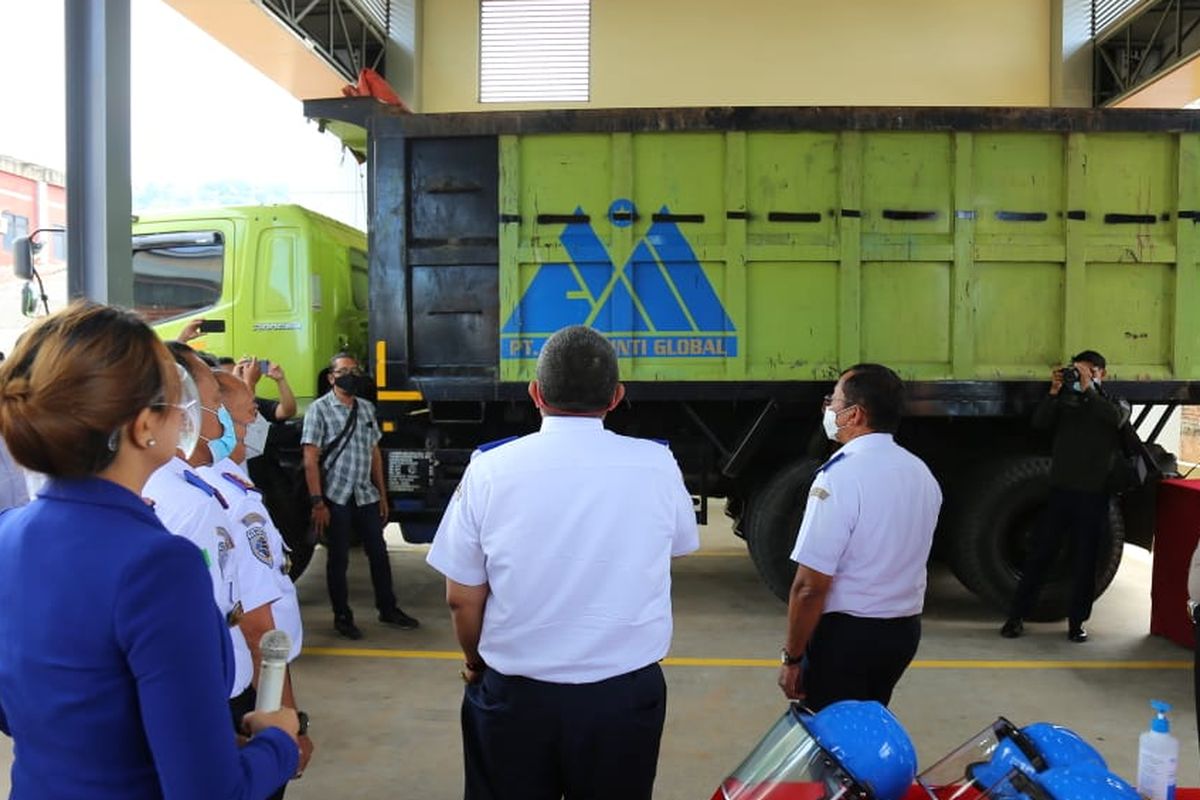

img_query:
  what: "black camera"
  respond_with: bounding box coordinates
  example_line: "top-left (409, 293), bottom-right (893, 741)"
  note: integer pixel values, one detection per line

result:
top-left (1060, 365), bottom-right (1081, 385)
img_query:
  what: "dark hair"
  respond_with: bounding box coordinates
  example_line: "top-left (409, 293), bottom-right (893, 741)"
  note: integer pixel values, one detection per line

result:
top-left (217, 356), bottom-right (237, 367)
top-left (194, 351), bottom-right (219, 368)
top-left (0, 302), bottom-right (178, 477)
top-left (166, 340), bottom-right (199, 374)
top-left (840, 363), bottom-right (905, 434)
top-left (1071, 350), bottom-right (1106, 369)
top-left (536, 326), bottom-right (619, 412)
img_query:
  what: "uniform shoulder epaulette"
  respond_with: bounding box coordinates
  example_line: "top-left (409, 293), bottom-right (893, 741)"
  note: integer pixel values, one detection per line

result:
top-left (477, 435), bottom-right (520, 453)
top-left (220, 471), bottom-right (261, 495)
top-left (815, 451), bottom-right (847, 475)
top-left (182, 469), bottom-right (230, 509)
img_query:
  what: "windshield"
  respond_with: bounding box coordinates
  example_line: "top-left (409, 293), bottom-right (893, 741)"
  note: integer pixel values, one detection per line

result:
top-left (131, 231), bottom-right (224, 322)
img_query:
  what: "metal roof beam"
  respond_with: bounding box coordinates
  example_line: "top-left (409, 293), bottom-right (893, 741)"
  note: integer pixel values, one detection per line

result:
top-left (1094, 0), bottom-right (1200, 105)
top-left (258, 0), bottom-right (388, 83)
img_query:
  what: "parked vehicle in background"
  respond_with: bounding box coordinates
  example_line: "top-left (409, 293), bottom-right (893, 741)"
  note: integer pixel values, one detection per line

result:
top-left (294, 102), bottom-right (1189, 619)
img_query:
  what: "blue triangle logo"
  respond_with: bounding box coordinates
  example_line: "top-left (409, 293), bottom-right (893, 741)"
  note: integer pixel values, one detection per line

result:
top-left (501, 203), bottom-right (737, 360)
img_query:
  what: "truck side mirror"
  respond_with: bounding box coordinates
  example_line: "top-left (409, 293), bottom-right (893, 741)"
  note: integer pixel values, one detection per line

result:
top-left (13, 236), bottom-right (34, 280)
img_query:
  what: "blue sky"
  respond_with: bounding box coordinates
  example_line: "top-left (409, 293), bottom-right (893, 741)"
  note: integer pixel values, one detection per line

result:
top-left (0, 0), bottom-right (366, 229)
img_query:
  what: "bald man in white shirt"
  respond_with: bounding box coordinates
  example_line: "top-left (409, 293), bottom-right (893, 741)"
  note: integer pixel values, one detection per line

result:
top-left (427, 326), bottom-right (699, 800)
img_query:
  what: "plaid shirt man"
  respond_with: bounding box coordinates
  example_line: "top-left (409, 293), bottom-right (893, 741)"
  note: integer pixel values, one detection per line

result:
top-left (301, 392), bottom-right (382, 505)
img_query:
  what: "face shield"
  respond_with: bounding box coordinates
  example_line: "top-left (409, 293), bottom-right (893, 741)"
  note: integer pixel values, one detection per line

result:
top-left (711, 706), bottom-right (876, 800)
top-left (155, 363), bottom-right (202, 459)
top-left (916, 718), bottom-right (1033, 799)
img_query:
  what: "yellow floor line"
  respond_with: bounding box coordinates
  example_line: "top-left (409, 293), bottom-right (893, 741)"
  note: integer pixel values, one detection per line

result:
top-left (303, 647), bottom-right (1191, 670)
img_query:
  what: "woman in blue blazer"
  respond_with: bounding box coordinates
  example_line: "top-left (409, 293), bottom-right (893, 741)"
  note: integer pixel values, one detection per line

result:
top-left (0, 303), bottom-right (299, 799)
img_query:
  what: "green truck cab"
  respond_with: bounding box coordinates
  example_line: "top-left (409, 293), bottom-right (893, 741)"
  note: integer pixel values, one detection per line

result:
top-left (296, 102), bottom-right (1196, 620)
top-left (133, 204), bottom-right (369, 408)
top-left (132, 205), bottom-right (368, 576)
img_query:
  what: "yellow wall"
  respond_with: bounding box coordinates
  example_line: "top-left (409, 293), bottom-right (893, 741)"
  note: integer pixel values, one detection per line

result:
top-left (421, 0), bottom-right (1052, 112)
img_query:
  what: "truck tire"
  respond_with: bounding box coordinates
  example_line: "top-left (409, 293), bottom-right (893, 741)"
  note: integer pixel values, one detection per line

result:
top-left (744, 458), bottom-right (823, 601)
top-left (948, 456), bottom-right (1124, 621)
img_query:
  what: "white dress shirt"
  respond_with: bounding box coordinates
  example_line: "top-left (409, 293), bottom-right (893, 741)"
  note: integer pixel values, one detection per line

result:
top-left (790, 433), bottom-right (942, 618)
top-left (206, 459), bottom-right (303, 661)
top-left (144, 457), bottom-right (254, 695)
top-left (200, 461), bottom-right (286, 682)
top-left (427, 415), bottom-right (699, 684)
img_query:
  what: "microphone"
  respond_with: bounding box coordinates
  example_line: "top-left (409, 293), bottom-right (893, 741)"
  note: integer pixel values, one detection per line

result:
top-left (255, 629), bottom-right (292, 713)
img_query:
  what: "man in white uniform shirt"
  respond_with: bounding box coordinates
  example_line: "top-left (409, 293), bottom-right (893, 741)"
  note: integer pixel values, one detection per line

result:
top-left (148, 346), bottom-right (295, 800)
top-left (778, 363), bottom-right (941, 711)
top-left (427, 325), bottom-right (699, 800)
top-left (202, 372), bottom-right (312, 790)
top-left (145, 347), bottom-right (261, 714)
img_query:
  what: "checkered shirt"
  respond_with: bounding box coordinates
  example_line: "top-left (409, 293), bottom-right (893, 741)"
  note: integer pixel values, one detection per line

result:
top-left (301, 392), bottom-right (382, 506)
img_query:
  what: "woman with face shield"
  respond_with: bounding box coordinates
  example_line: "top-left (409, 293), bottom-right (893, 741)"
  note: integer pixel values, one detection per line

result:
top-left (0, 302), bottom-right (299, 800)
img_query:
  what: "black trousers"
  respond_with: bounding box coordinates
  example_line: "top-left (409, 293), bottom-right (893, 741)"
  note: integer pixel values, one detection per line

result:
top-left (1010, 487), bottom-right (1109, 626)
top-left (803, 612), bottom-right (921, 712)
top-left (230, 687), bottom-right (288, 800)
top-left (461, 663), bottom-right (667, 800)
top-left (325, 499), bottom-right (396, 617)
top-left (1193, 613), bottom-right (1199, 763)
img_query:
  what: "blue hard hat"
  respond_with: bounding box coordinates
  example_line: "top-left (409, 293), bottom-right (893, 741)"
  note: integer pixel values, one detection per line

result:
top-left (969, 722), bottom-right (1106, 790)
top-left (1034, 765), bottom-right (1140, 800)
top-left (803, 700), bottom-right (918, 800)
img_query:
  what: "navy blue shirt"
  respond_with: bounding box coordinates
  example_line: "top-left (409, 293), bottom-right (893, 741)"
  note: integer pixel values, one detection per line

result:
top-left (0, 477), bottom-right (297, 799)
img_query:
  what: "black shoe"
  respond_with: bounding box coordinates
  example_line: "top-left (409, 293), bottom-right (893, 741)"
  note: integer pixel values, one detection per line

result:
top-left (1068, 624), bottom-right (1088, 643)
top-left (1000, 618), bottom-right (1024, 638)
top-left (379, 607), bottom-right (420, 630)
top-left (334, 615), bottom-right (363, 640)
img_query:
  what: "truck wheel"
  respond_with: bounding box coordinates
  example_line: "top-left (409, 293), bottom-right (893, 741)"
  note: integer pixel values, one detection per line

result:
top-left (744, 458), bottom-right (823, 601)
top-left (948, 456), bottom-right (1125, 621)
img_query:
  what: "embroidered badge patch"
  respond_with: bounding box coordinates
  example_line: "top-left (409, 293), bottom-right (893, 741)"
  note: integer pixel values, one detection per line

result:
top-left (215, 526), bottom-right (234, 577)
top-left (809, 486), bottom-right (830, 500)
top-left (244, 523), bottom-right (273, 567)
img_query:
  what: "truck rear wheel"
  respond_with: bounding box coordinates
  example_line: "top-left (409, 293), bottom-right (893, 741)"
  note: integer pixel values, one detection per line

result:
top-left (948, 456), bottom-right (1124, 621)
top-left (744, 458), bottom-right (823, 601)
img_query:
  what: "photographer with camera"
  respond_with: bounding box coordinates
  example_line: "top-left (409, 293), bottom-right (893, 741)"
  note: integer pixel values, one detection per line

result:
top-left (1001, 350), bottom-right (1130, 643)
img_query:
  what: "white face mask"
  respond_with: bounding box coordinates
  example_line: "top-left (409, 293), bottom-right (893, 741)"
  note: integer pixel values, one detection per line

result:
top-left (243, 412), bottom-right (271, 460)
top-left (822, 403), bottom-right (858, 442)
top-left (822, 407), bottom-right (842, 441)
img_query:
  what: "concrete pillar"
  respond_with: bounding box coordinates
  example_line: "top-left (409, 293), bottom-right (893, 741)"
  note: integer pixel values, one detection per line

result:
top-left (64, 0), bottom-right (134, 306)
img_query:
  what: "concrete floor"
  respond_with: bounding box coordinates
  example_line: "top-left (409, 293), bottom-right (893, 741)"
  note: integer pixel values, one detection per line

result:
top-left (0, 514), bottom-right (1195, 798)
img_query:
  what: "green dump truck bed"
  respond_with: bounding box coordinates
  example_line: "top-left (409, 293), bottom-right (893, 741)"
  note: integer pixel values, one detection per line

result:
top-left (307, 102), bottom-right (1200, 406)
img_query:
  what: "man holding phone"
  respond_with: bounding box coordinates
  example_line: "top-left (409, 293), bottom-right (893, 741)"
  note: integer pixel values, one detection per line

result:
top-left (178, 319), bottom-right (297, 422)
top-left (236, 357), bottom-right (298, 422)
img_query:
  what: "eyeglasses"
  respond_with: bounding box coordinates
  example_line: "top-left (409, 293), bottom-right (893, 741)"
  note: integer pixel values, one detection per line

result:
top-left (332, 367), bottom-right (363, 377)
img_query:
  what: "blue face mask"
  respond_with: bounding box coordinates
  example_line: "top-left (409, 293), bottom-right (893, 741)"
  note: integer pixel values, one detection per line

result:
top-left (201, 405), bottom-right (238, 463)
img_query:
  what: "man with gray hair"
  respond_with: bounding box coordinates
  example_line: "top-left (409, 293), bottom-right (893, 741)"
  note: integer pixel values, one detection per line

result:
top-left (427, 324), bottom-right (699, 800)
